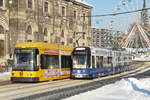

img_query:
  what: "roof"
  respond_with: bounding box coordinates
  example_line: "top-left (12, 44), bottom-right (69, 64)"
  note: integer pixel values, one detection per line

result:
top-left (15, 42), bottom-right (74, 51)
top-left (74, 0), bottom-right (93, 8)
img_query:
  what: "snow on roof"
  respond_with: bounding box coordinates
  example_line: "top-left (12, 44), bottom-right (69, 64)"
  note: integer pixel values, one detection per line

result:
top-left (75, 0), bottom-right (93, 7)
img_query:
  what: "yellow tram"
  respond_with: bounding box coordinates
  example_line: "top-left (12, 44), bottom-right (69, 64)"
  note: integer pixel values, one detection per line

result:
top-left (11, 42), bottom-right (74, 82)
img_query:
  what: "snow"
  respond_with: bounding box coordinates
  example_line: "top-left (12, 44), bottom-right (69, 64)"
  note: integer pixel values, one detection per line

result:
top-left (75, 0), bottom-right (93, 7)
top-left (1, 71), bottom-right (150, 100)
top-left (64, 78), bottom-right (150, 100)
top-left (0, 72), bottom-right (10, 76)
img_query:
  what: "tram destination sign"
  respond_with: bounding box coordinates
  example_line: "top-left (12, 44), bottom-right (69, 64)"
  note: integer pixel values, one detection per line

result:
top-left (73, 51), bottom-right (86, 55)
top-left (15, 48), bottom-right (34, 53)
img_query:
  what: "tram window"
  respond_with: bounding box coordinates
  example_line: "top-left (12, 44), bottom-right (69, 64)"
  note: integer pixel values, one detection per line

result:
top-left (103, 57), bottom-right (108, 67)
top-left (61, 56), bottom-right (72, 68)
top-left (118, 57), bottom-right (121, 61)
top-left (66, 56), bottom-right (72, 68)
top-left (61, 56), bottom-right (66, 68)
top-left (92, 56), bottom-right (95, 68)
top-left (99, 56), bottom-right (103, 67)
top-left (96, 56), bottom-right (103, 68)
top-left (108, 57), bottom-right (112, 64)
top-left (41, 54), bottom-right (59, 69)
top-left (96, 56), bottom-right (100, 68)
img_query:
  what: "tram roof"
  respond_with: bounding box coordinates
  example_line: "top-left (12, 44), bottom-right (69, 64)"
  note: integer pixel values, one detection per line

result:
top-left (15, 42), bottom-right (74, 51)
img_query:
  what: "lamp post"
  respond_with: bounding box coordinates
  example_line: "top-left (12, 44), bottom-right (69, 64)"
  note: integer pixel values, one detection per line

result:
top-left (8, 0), bottom-right (12, 58)
top-left (58, 37), bottom-right (61, 78)
top-left (75, 32), bottom-right (86, 46)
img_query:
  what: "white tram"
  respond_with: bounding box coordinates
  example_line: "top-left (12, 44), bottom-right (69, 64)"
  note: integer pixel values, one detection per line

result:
top-left (71, 46), bottom-right (132, 78)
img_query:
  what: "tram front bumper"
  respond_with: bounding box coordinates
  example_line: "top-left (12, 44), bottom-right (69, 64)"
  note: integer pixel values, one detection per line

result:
top-left (11, 77), bottom-right (39, 82)
top-left (71, 74), bottom-right (92, 78)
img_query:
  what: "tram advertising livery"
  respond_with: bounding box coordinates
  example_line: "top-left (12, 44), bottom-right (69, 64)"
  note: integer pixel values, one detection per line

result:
top-left (71, 46), bottom-right (132, 79)
top-left (11, 42), bottom-right (73, 82)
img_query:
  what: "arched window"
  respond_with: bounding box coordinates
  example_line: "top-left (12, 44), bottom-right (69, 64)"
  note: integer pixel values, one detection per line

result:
top-left (44, 28), bottom-right (48, 36)
top-left (27, 26), bottom-right (32, 35)
top-left (61, 42), bottom-right (64, 45)
top-left (73, 43), bottom-right (76, 47)
top-left (0, 25), bottom-right (4, 56)
top-left (61, 30), bottom-right (64, 37)
top-left (62, 6), bottom-right (65, 16)
top-left (0, 25), bottom-right (4, 34)
top-left (28, 0), bottom-right (32, 9)
top-left (74, 10), bottom-right (76, 19)
top-left (44, 2), bottom-right (48, 12)
top-left (0, 0), bottom-right (3, 7)
top-left (82, 43), bottom-right (85, 46)
top-left (0, 40), bottom-right (4, 56)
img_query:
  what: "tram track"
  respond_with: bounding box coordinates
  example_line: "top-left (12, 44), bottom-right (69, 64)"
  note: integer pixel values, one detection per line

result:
top-left (0, 61), bottom-right (149, 100)
top-left (15, 62), bottom-right (150, 100)
top-left (0, 78), bottom-right (91, 99)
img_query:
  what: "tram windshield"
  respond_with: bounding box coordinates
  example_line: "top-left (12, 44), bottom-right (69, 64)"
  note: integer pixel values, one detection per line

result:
top-left (72, 54), bottom-right (87, 68)
top-left (13, 48), bottom-right (38, 71)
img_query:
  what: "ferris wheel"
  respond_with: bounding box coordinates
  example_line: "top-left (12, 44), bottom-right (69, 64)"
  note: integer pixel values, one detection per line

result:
top-left (110, 0), bottom-right (150, 49)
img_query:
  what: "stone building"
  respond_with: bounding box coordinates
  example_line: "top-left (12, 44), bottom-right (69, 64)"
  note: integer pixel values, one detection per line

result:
top-left (0, 0), bottom-right (92, 62)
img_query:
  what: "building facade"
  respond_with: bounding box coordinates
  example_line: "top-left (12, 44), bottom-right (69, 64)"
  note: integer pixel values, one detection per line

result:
top-left (91, 27), bottom-right (124, 49)
top-left (91, 27), bottom-right (113, 48)
top-left (0, 0), bottom-right (92, 61)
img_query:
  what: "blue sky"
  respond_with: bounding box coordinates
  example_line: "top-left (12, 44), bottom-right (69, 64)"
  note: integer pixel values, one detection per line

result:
top-left (85, 0), bottom-right (150, 31)
top-left (86, 0), bottom-right (121, 15)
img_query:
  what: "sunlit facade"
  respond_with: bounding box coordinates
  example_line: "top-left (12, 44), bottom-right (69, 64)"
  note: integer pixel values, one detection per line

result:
top-left (0, 0), bottom-right (92, 61)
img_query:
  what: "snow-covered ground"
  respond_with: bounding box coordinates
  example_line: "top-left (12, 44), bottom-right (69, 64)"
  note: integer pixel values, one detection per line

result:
top-left (1, 72), bottom-right (150, 100)
top-left (0, 72), bottom-right (10, 76)
top-left (64, 78), bottom-right (150, 100)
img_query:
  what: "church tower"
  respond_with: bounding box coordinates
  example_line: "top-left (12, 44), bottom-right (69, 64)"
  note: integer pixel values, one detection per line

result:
top-left (141, 0), bottom-right (149, 31)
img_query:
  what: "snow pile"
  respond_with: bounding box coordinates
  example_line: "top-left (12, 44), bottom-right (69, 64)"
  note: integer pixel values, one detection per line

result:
top-left (0, 72), bottom-right (10, 76)
top-left (75, 0), bottom-right (93, 7)
top-left (64, 78), bottom-right (150, 100)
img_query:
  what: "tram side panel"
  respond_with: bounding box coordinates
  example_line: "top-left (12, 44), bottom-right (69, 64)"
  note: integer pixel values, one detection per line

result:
top-left (11, 42), bottom-right (73, 82)
top-left (71, 47), bottom-right (133, 79)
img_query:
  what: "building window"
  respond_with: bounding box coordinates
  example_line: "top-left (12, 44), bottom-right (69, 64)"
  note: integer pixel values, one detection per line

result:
top-left (0, 0), bottom-right (3, 6)
top-left (0, 25), bottom-right (4, 34)
top-left (44, 28), bottom-right (48, 36)
top-left (83, 13), bottom-right (86, 21)
top-left (28, 0), bottom-right (32, 9)
top-left (62, 6), bottom-right (65, 16)
top-left (0, 40), bottom-right (4, 56)
top-left (61, 42), bottom-right (64, 45)
top-left (74, 10), bottom-right (76, 19)
top-left (44, 2), bottom-right (48, 12)
top-left (82, 43), bottom-right (85, 46)
top-left (83, 34), bottom-right (85, 39)
top-left (61, 30), bottom-right (64, 37)
top-left (73, 32), bottom-right (75, 38)
top-left (83, 43), bottom-right (85, 46)
top-left (27, 26), bottom-right (32, 35)
top-left (73, 43), bottom-right (76, 47)
top-left (27, 40), bottom-right (32, 42)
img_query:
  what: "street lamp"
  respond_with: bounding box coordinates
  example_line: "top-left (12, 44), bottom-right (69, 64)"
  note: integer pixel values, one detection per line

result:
top-left (75, 32), bottom-right (86, 46)
top-left (8, 0), bottom-right (12, 57)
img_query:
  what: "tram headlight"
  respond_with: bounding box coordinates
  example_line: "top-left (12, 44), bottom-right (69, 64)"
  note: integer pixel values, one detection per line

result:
top-left (28, 73), bottom-right (32, 77)
top-left (82, 70), bottom-right (85, 73)
top-left (12, 73), bottom-right (15, 76)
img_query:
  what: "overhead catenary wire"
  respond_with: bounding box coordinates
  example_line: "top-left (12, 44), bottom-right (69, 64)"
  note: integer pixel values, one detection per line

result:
top-left (89, 8), bottom-right (150, 17)
top-left (59, 8), bottom-right (150, 18)
top-left (58, 8), bottom-right (150, 17)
